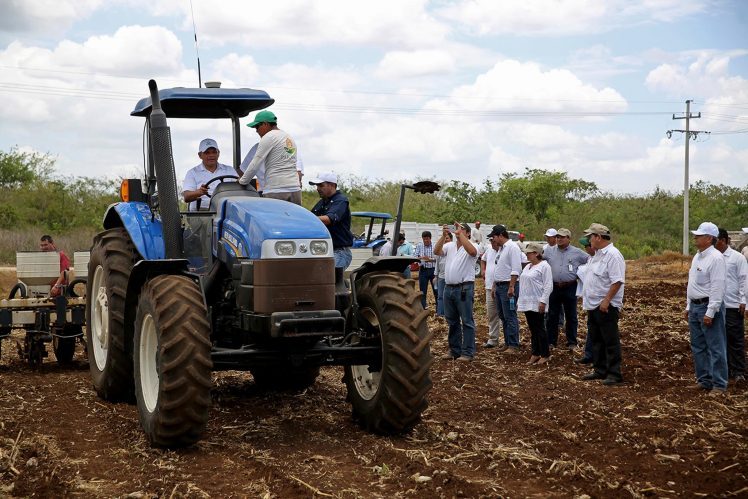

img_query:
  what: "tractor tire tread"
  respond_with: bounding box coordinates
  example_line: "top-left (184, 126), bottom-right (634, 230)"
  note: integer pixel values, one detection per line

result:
top-left (136, 274), bottom-right (212, 448)
top-left (86, 228), bottom-right (138, 401)
top-left (344, 271), bottom-right (432, 434)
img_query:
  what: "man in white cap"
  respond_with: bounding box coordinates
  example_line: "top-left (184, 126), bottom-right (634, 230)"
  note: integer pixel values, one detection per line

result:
top-left (434, 222), bottom-right (478, 361)
top-left (239, 110), bottom-right (301, 205)
top-left (182, 138), bottom-right (237, 211)
top-left (544, 228), bottom-right (558, 249)
top-left (580, 223), bottom-right (626, 386)
top-left (544, 228), bottom-right (589, 351)
top-left (716, 227), bottom-right (747, 383)
top-left (309, 172), bottom-right (353, 271)
top-left (686, 222), bottom-right (727, 394)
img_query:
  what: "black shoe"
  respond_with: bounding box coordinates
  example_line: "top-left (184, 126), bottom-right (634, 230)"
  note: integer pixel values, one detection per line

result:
top-left (602, 377), bottom-right (623, 386)
top-left (582, 373), bottom-right (605, 381)
top-left (483, 342), bottom-right (497, 348)
top-left (574, 357), bottom-right (593, 365)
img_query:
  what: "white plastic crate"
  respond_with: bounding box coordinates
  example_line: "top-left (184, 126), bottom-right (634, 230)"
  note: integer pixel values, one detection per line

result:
top-left (15, 252), bottom-right (61, 286)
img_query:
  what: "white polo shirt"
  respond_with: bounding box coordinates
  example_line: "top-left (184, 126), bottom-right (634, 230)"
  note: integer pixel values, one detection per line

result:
top-left (182, 162), bottom-right (237, 211)
top-left (441, 240), bottom-right (478, 285)
top-left (583, 243), bottom-right (626, 310)
top-left (687, 245), bottom-right (726, 318)
top-left (481, 246), bottom-right (498, 290)
top-left (491, 239), bottom-right (522, 283)
top-left (722, 247), bottom-right (748, 308)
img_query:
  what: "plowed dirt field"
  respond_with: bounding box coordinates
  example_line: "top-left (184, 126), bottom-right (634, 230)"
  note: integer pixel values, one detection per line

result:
top-left (1, 257), bottom-right (746, 498)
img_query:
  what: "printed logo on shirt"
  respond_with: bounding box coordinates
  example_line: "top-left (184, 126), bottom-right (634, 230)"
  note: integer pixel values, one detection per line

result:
top-left (284, 137), bottom-right (296, 156)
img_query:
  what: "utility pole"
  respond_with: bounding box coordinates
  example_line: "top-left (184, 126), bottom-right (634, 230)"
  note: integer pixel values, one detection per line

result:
top-left (669, 100), bottom-right (706, 255)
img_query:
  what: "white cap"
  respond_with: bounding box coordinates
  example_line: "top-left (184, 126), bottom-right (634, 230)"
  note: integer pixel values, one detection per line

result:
top-left (544, 228), bottom-right (558, 237)
top-left (743, 227), bottom-right (748, 234)
top-left (198, 138), bottom-right (219, 153)
top-left (691, 222), bottom-right (719, 237)
top-left (308, 172), bottom-right (338, 185)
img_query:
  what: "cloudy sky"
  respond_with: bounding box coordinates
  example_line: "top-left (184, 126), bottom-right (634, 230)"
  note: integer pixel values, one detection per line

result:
top-left (1, 0), bottom-right (746, 194)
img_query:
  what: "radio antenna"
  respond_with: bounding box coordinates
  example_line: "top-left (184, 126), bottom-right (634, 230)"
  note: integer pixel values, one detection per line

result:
top-left (189, 0), bottom-right (202, 88)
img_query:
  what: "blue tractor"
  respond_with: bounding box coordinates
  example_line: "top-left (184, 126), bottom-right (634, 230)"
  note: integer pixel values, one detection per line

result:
top-left (351, 211), bottom-right (391, 253)
top-left (85, 80), bottom-right (433, 447)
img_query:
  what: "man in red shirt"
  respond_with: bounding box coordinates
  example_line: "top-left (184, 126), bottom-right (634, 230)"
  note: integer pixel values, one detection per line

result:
top-left (40, 235), bottom-right (70, 297)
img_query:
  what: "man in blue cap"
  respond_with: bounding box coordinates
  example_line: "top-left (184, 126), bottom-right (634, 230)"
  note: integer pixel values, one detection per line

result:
top-left (239, 110), bottom-right (301, 205)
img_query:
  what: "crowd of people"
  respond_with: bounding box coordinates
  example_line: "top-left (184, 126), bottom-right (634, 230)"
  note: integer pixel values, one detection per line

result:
top-left (404, 219), bottom-right (747, 393)
top-left (178, 108), bottom-right (746, 394)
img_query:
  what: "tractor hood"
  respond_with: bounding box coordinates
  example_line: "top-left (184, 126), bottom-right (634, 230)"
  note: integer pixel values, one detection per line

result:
top-left (217, 197), bottom-right (333, 260)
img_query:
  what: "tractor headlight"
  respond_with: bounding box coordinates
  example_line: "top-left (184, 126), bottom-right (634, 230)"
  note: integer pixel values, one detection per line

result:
top-left (310, 240), bottom-right (328, 255)
top-left (274, 241), bottom-right (296, 256)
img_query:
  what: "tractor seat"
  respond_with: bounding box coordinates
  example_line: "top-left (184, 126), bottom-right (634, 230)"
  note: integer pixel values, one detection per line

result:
top-left (209, 182), bottom-right (260, 210)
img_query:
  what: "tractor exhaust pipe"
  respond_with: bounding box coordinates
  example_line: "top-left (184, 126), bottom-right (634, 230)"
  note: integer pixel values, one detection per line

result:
top-left (147, 79), bottom-right (183, 259)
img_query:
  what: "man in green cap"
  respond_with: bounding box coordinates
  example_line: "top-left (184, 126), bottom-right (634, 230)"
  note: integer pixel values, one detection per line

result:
top-left (239, 110), bottom-right (301, 205)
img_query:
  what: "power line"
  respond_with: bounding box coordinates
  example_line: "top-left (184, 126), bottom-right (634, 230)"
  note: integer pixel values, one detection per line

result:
top-left (0, 81), bottom-right (678, 117)
top-left (4, 63), bottom-right (748, 108)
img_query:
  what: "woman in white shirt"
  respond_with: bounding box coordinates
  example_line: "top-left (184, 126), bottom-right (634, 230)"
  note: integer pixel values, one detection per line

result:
top-left (517, 242), bottom-right (554, 365)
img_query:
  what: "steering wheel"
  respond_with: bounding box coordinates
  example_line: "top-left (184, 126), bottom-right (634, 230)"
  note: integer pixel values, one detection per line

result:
top-left (203, 174), bottom-right (239, 197)
top-left (195, 174), bottom-right (239, 211)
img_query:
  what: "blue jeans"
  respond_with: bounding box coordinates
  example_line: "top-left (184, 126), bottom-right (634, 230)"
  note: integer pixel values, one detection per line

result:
top-left (688, 302), bottom-right (728, 390)
top-left (418, 267), bottom-right (436, 309)
top-left (443, 282), bottom-right (476, 358)
top-left (494, 281), bottom-right (520, 348)
top-left (436, 278), bottom-right (446, 316)
top-left (334, 247), bottom-right (352, 269)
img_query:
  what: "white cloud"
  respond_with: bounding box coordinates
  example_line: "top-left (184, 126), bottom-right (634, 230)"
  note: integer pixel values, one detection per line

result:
top-left (645, 50), bottom-right (747, 94)
top-left (645, 50), bottom-right (748, 132)
top-left (0, 0), bottom-right (102, 33)
top-left (376, 50), bottom-right (456, 79)
top-left (425, 59), bottom-right (627, 115)
top-left (0, 25), bottom-right (196, 181)
top-left (143, 0), bottom-right (450, 49)
top-left (55, 25), bottom-right (184, 75)
top-left (438, 0), bottom-right (709, 36)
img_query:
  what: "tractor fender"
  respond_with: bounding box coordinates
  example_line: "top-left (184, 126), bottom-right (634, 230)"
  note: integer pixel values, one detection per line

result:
top-left (347, 256), bottom-right (419, 332)
top-left (122, 259), bottom-right (197, 355)
top-left (350, 256), bottom-right (417, 283)
top-left (103, 202), bottom-right (165, 260)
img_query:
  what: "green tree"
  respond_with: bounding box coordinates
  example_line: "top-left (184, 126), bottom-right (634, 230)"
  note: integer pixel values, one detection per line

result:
top-left (497, 168), bottom-right (598, 221)
top-left (0, 147), bottom-right (53, 188)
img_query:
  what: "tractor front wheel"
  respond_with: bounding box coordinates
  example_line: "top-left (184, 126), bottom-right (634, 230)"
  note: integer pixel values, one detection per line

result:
top-left (86, 228), bottom-right (138, 400)
top-left (343, 272), bottom-right (433, 434)
top-left (134, 275), bottom-right (213, 448)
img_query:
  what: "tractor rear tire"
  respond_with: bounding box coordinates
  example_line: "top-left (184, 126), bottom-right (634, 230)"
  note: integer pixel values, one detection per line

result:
top-left (251, 365), bottom-right (320, 391)
top-left (86, 228), bottom-right (138, 401)
top-left (134, 275), bottom-right (213, 448)
top-left (343, 272), bottom-right (433, 434)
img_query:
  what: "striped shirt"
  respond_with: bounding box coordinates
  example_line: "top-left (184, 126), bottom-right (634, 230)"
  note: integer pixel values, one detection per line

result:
top-left (414, 242), bottom-right (436, 268)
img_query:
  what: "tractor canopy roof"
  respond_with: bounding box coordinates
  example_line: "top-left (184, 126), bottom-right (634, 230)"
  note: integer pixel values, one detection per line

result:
top-left (351, 212), bottom-right (392, 220)
top-left (131, 87), bottom-right (274, 119)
